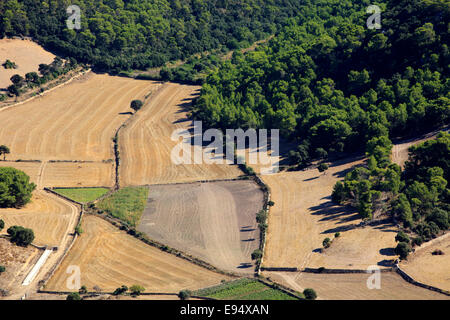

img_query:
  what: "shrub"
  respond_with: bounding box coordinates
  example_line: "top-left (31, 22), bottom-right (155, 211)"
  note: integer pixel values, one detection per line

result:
top-left (130, 100), bottom-right (144, 112)
top-left (0, 266), bottom-right (5, 273)
top-left (318, 163), bottom-right (329, 173)
top-left (303, 288), bottom-right (317, 300)
top-left (334, 232), bottom-right (340, 238)
top-left (251, 249), bottom-right (263, 260)
top-left (322, 237), bottom-right (331, 248)
top-left (395, 231), bottom-right (410, 244)
top-left (66, 292), bottom-right (82, 300)
top-left (0, 219), bottom-right (4, 231)
top-left (432, 249), bottom-right (444, 255)
top-left (0, 167), bottom-right (36, 208)
top-left (395, 241), bottom-right (412, 260)
top-left (267, 201), bottom-right (275, 207)
top-left (7, 226), bottom-right (34, 246)
top-left (130, 285), bottom-right (145, 296)
top-left (113, 285), bottom-right (128, 295)
top-left (79, 285), bottom-right (87, 294)
top-left (412, 237), bottom-right (423, 247)
top-left (178, 290), bottom-right (192, 300)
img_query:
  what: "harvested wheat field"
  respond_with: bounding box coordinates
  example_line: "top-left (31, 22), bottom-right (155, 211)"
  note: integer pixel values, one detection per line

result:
top-left (0, 161), bottom-right (41, 185)
top-left (0, 73), bottom-right (160, 161)
top-left (0, 238), bottom-right (39, 295)
top-left (138, 180), bottom-right (264, 274)
top-left (119, 83), bottom-right (243, 186)
top-left (400, 234), bottom-right (450, 292)
top-left (43, 162), bottom-right (115, 188)
top-left (265, 271), bottom-right (448, 300)
top-left (262, 157), bottom-right (397, 270)
top-left (0, 39), bottom-right (55, 90)
top-left (0, 191), bottom-right (78, 247)
top-left (46, 215), bottom-right (231, 292)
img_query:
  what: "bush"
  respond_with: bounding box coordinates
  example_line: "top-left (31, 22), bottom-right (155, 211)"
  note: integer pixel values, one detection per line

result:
top-left (0, 219), bottom-right (4, 231)
top-left (303, 288), bottom-right (317, 300)
top-left (7, 226), bottom-right (34, 246)
top-left (251, 249), bottom-right (263, 260)
top-left (130, 285), bottom-right (145, 296)
top-left (0, 265), bottom-right (5, 273)
top-left (130, 100), bottom-right (144, 112)
top-left (178, 290), bottom-right (192, 300)
top-left (395, 231), bottom-right (410, 244)
top-left (318, 163), bottom-right (329, 173)
top-left (395, 241), bottom-right (412, 260)
top-left (322, 237), bottom-right (331, 248)
top-left (0, 167), bottom-right (36, 208)
top-left (79, 285), bottom-right (87, 294)
top-left (334, 232), bottom-right (340, 238)
top-left (113, 285), bottom-right (128, 295)
top-left (432, 249), bottom-right (444, 256)
top-left (66, 292), bottom-right (82, 300)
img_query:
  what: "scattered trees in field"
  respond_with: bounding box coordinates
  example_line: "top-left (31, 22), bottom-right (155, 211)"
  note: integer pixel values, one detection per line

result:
top-left (0, 167), bottom-right (36, 208)
top-left (66, 292), bottom-right (82, 300)
top-left (2, 59), bottom-right (17, 69)
top-left (113, 285), bottom-right (128, 296)
top-left (130, 285), bottom-right (145, 296)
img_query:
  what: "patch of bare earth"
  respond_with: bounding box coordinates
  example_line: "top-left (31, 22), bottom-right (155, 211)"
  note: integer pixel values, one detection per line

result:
top-left (138, 180), bottom-right (264, 274)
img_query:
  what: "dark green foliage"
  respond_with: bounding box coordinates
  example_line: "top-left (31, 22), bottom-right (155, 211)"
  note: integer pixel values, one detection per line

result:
top-left (130, 285), bottom-right (145, 296)
top-left (318, 163), bottom-right (329, 173)
top-left (78, 285), bottom-right (87, 294)
top-left (395, 231), bottom-right (410, 244)
top-left (130, 100), bottom-right (143, 112)
top-left (2, 59), bottom-right (17, 69)
top-left (0, 1), bottom-right (306, 71)
top-left (113, 285), bottom-right (128, 295)
top-left (303, 288), bottom-right (317, 300)
top-left (0, 167), bottom-right (36, 208)
top-left (66, 292), bottom-right (82, 300)
top-left (0, 265), bottom-right (5, 273)
top-left (7, 226), bottom-right (34, 246)
top-left (178, 290), bottom-right (192, 300)
top-left (0, 219), bottom-right (4, 231)
top-left (251, 249), bottom-right (262, 260)
top-left (322, 237), bottom-right (331, 248)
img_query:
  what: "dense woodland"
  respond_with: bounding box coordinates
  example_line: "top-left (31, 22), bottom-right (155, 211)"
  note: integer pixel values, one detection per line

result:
top-left (0, 0), bottom-right (304, 72)
top-left (193, 0), bottom-right (449, 167)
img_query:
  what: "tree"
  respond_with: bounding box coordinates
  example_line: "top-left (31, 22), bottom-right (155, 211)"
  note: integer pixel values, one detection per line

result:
top-left (0, 145), bottom-right (10, 161)
top-left (130, 285), bottom-right (145, 296)
top-left (66, 292), bottom-right (82, 300)
top-left (0, 219), bottom-right (4, 231)
top-left (178, 290), bottom-right (192, 300)
top-left (25, 72), bottom-right (39, 84)
top-left (0, 265), bottom-right (5, 273)
top-left (318, 163), bottom-right (329, 173)
top-left (322, 237), bottom-right (331, 248)
top-left (395, 231), bottom-right (410, 244)
top-left (0, 167), bottom-right (36, 208)
top-left (395, 242), bottom-right (411, 260)
top-left (130, 100), bottom-right (143, 112)
top-left (251, 249), bottom-right (263, 260)
top-left (10, 74), bottom-right (24, 86)
top-left (79, 285), bottom-right (87, 294)
top-left (113, 285), bottom-right (128, 295)
top-left (303, 288), bottom-right (317, 300)
top-left (7, 226), bottom-right (34, 246)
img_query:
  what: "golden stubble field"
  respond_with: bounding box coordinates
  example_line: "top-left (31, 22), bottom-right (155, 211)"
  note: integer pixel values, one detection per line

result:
top-left (46, 215), bottom-right (231, 292)
top-left (0, 191), bottom-right (79, 247)
top-left (0, 39), bottom-right (55, 90)
top-left (262, 157), bottom-right (398, 270)
top-left (119, 83), bottom-right (243, 186)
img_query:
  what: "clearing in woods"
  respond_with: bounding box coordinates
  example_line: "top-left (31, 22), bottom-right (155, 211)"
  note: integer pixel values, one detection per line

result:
top-left (137, 180), bottom-right (264, 274)
top-left (400, 234), bottom-right (450, 292)
top-left (0, 39), bottom-right (55, 90)
top-left (119, 83), bottom-right (243, 186)
top-left (45, 215), bottom-right (231, 292)
top-left (0, 191), bottom-right (79, 247)
top-left (262, 157), bottom-right (397, 270)
top-left (265, 272), bottom-right (449, 300)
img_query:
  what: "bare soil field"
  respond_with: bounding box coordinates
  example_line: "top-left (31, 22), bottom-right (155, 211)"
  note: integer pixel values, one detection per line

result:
top-left (46, 215), bottom-right (231, 292)
top-left (0, 39), bottom-right (55, 90)
top-left (43, 162), bottom-right (114, 188)
top-left (0, 238), bottom-right (39, 296)
top-left (265, 271), bottom-right (448, 300)
top-left (138, 180), bottom-right (264, 274)
top-left (119, 83), bottom-right (243, 186)
top-left (400, 234), bottom-right (450, 291)
top-left (262, 157), bottom-right (397, 269)
top-left (0, 73), bottom-right (160, 161)
top-left (0, 161), bottom-right (41, 185)
top-left (0, 191), bottom-right (77, 247)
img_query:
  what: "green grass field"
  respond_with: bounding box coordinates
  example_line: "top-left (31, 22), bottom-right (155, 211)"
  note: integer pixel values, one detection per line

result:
top-left (53, 188), bottom-right (110, 203)
top-left (194, 278), bottom-right (299, 300)
top-left (97, 186), bottom-right (149, 227)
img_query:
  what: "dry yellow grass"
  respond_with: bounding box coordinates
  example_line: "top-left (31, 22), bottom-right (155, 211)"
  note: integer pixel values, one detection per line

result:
top-left (265, 271), bottom-right (448, 300)
top-left (400, 234), bottom-right (450, 292)
top-left (0, 73), bottom-right (159, 162)
top-left (119, 83), bottom-right (242, 186)
top-left (0, 39), bottom-right (55, 89)
top-left (0, 191), bottom-right (78, 247)
top-left (262, 157), bottom-right (397, 269)
top-left (46, 215), bottom-right (231, 292)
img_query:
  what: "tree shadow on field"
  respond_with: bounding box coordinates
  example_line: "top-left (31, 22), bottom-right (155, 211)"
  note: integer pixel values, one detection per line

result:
top-left (237, 263), bottom-right (253, 269)
top-left (379, 247), bottom-right (396, 256)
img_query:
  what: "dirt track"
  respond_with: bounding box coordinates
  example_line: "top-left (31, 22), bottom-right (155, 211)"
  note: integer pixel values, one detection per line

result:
top-left (138, 180), bottom-right (263, 274)
top-left (46, 215), bottom-right (231, 292)
top-left (266, 271), bottom-right (448, 300)
top-left (0, 39), bottom-right (55, 90)
top-left (119, 83), bottom-right (243, 186)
